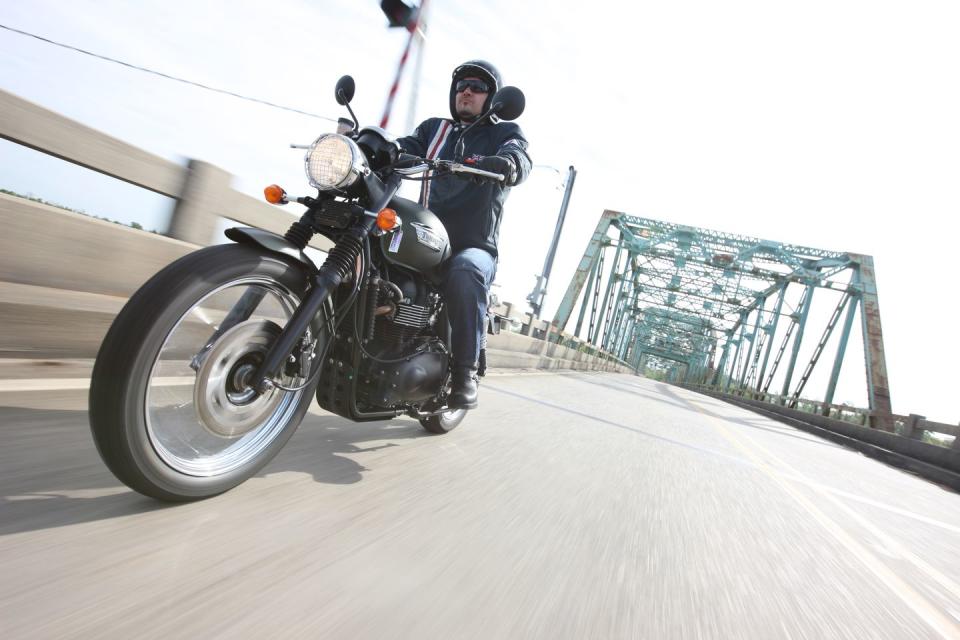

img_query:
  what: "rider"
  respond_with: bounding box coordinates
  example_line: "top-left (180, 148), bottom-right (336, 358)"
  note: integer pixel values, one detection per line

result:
top-left (397, 60), bottom-right (532, 410)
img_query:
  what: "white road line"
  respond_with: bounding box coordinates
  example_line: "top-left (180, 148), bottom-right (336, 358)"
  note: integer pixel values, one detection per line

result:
top-left (0, 377), bottom-right (195, 392)
top-left (687, 397), bottom-right (960, 640)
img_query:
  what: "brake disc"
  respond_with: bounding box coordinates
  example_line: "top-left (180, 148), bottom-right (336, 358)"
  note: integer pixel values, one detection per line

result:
top-left (193, 319), bottom-right (289, 438)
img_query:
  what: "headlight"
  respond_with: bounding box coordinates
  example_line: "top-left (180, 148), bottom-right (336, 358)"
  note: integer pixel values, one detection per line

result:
top-left (304, 134), bottom-right (368, 191)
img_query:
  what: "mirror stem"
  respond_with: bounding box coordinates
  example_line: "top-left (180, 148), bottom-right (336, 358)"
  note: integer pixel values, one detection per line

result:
top-left (339, 91), bottom-right (360, 132)
top-left (454, 106), bottom-right (497, 161)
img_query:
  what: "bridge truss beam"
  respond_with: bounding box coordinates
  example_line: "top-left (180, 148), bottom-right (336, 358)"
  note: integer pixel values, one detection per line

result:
top-left (553, 211), bottom-right (893, 431)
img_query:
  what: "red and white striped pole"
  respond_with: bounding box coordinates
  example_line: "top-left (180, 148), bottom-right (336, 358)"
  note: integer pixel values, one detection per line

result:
top-left (379, 0), bottom-right (428, 130)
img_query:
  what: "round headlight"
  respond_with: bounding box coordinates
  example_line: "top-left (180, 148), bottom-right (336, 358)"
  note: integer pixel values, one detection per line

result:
top-left (304, 134), bottom-right (367, 191)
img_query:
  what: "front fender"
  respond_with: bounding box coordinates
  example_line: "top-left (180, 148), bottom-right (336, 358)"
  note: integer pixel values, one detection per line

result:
top-left (224, 227), bottom-right (317, 271)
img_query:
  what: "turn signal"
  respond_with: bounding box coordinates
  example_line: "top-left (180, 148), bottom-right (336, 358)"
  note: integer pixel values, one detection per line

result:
top-left (264, 184), bottom-right (286, 204)
top-left (376, 208), bottom-right (399, 231)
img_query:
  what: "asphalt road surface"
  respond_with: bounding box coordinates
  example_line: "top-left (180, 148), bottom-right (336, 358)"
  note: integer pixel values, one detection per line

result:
top-left (2, 371), bottom-right (960, 639)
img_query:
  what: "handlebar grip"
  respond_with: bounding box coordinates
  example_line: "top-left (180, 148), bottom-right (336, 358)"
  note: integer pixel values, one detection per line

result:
top-left (454, 164), bottom-right (504, 182)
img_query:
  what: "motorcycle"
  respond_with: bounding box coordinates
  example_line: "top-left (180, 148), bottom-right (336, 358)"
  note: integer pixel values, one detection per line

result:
top-left (88, 75), bottom-right (526, 501)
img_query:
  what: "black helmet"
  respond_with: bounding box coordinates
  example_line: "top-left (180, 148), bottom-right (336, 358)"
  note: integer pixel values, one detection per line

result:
top-left (449, 59), bottom-right (501, 121)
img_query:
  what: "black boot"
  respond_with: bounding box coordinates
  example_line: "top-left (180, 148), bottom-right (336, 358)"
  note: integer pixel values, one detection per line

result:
top-left (448, 366), bottom-right (479, 410)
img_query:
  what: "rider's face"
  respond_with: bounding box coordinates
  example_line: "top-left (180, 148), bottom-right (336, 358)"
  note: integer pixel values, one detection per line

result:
top-left (455, 76), bottom-right (488, 121)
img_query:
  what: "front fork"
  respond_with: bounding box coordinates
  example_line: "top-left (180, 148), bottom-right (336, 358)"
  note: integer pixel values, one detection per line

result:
top-left (252, 252), bottom-right (354, 393)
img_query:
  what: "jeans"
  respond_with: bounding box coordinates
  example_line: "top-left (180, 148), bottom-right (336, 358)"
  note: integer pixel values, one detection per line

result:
top-left (444, 248), bottom-right (497, 369)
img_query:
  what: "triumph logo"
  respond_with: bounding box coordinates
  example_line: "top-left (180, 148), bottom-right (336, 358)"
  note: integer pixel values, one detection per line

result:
top-left (411, 222), bottom-right (444, 252)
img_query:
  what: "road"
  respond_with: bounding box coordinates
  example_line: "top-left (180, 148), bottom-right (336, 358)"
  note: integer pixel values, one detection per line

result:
top-left (2, 371), bottom-right (960, 639)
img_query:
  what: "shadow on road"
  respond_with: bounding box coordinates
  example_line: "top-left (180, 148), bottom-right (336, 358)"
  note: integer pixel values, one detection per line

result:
top-left (0, 405), bottom-right (430, 536)
top-left (559, 373), bottom-right (692, 411)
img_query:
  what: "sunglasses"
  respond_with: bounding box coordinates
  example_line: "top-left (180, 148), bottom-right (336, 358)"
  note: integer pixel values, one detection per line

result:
top-left (455, 79), bottom-right (490, 94)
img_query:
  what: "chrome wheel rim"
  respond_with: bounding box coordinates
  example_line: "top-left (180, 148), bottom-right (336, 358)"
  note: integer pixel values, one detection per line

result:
top-left (442, 408), bottom-right (466, 422)
top-left (144, 277), bottom-right (306, 477)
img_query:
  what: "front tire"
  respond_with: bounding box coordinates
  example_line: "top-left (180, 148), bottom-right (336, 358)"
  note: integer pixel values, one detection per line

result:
top-left (89, 244), bottom-right (320, 501)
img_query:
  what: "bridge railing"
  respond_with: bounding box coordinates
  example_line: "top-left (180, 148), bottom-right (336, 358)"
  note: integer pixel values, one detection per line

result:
top-left (685, 383), bottom-right (959, 451)
top-left (0, 88), bottom-right (632, 374)
top-left (0, 89), bottom-right (332, 249)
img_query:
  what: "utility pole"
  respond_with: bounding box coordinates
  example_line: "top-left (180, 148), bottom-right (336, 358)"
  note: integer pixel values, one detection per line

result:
top-left (527, 165), bottom-right (577, 318)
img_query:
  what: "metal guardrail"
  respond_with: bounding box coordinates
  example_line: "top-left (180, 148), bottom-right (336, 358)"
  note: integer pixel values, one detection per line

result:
top-left (0, 88), bottom-right (632, 372)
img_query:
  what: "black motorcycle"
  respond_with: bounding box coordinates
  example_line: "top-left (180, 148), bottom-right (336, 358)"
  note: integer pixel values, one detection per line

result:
top-left (89, 76), bottom-right (526, 501)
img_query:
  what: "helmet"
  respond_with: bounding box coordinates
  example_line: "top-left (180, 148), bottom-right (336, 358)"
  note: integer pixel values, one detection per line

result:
top-left (449, 59), bottom-right (501, 121)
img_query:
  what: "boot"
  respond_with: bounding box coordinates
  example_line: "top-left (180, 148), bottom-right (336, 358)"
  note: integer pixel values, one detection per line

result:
top-left (448, 366), bottom-right (479, 410)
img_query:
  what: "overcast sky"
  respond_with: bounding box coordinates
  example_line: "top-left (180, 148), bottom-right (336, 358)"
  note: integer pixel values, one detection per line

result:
top-left (1, 0), bottom-right (958, 422)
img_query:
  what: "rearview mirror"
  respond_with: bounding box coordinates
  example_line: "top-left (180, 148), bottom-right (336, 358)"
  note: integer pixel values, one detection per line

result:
top-left (335, 76), bottom-right (356, 105)
top-left (491, 86), bottom-right (525, 121)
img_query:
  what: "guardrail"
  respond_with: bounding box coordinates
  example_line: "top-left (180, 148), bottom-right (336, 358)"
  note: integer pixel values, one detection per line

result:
top-left (0, 89), bottom-right (332, 249)
top-left (0, 88), bottom-right (633, 374)
top-left (895, 413), bottom-right (960, 447)
top-left (685, 383), bottom-right (959, 451)
top-left (696, 386), bottom-right (874, 425)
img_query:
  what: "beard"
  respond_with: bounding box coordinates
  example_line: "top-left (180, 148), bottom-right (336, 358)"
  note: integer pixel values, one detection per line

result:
top-left (456, 102), bottom-right (482, 122)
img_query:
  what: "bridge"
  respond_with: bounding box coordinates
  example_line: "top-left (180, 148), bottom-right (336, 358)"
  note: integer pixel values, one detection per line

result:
top-left (3, 89), bottom-right (960, 638)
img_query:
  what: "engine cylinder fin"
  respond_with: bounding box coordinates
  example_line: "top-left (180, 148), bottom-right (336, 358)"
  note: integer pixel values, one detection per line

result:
top-left (393, 302), bottom-right (431, 328)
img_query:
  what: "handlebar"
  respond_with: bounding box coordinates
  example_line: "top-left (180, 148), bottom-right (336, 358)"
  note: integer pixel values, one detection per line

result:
top-left (394, 154), bottom-right (505, 183)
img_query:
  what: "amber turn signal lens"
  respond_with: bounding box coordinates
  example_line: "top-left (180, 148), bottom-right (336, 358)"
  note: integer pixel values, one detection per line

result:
top-left (264, 184), bottom-right (286, 204)
top-left (376, 208), bottom-right (398, 231)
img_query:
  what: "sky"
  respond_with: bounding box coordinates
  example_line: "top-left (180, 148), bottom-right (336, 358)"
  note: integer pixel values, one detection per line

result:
top-left (1, 0), bottom-right (958, 422)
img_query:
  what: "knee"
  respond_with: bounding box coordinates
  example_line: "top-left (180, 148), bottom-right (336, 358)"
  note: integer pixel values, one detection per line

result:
top-left (446, 265), bottom-right (485, 288)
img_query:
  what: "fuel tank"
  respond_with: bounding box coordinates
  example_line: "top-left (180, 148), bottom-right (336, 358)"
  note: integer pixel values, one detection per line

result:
top-left (379, 197), bottom-right (451, 276)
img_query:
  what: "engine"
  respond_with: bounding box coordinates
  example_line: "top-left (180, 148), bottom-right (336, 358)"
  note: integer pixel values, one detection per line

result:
top-left (315, 267), bottom-right (449, 417)
top-left (358, 269), bottom-right (448, 407)
top-left (360, 336), bottom-right (449, 407)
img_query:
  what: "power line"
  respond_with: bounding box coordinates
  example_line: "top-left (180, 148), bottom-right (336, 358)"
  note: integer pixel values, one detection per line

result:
top-left (0, 23), bottom-right (338, 122)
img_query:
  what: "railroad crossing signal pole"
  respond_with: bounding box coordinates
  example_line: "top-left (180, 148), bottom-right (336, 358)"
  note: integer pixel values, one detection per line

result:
top-left (379, 0), bottom-right (429, 131)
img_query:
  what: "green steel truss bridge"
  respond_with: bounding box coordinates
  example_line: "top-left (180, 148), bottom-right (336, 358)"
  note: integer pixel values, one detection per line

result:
top-left (553, 210), bottom-right (893, 431)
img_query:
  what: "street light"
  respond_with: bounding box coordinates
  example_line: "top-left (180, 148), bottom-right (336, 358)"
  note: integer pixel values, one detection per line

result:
top-left (527, 165), bottom-right (577, 319)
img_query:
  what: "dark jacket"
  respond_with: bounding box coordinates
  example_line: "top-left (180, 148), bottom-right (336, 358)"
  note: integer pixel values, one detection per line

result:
top-left (397, 117), bottom-right (531, 257)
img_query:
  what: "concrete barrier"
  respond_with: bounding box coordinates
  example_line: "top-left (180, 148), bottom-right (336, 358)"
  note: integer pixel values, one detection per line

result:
top-left (1, 193), bottom-right (196, 297)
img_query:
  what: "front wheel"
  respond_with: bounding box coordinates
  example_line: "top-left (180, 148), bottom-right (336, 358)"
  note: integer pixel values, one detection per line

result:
top-left (89, 244), bottom-right (322, 501)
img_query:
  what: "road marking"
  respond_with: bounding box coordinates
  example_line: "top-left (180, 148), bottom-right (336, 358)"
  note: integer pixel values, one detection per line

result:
top-left (0, 368), bottom-right (589, 391)
top-left (683, 396), bottom-right (960, 639)
top-left (0, 376), bottom-right (194, 392)
top-left (783, 476), bottom-right (960, 536)
top-left (0, 378), bottom-right (92, 391)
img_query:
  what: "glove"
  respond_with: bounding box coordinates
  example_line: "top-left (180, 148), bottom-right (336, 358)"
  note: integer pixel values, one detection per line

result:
top-left (474, 155), bottom-right (516, 184)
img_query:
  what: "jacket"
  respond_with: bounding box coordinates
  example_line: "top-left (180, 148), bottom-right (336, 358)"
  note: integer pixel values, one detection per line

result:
top-left (397, 117), bottom-right (532, 257)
